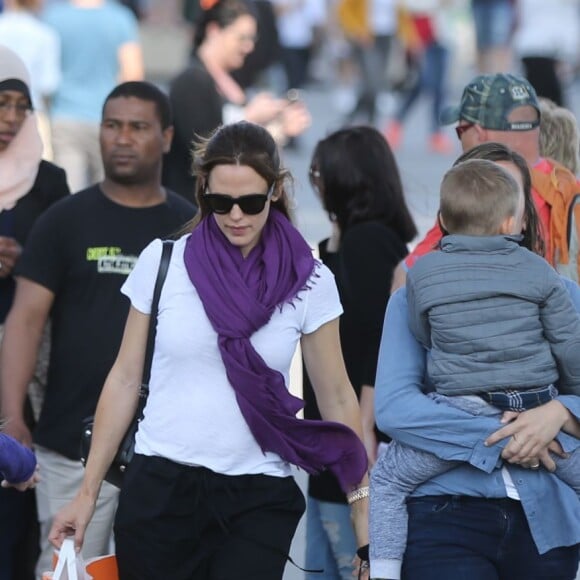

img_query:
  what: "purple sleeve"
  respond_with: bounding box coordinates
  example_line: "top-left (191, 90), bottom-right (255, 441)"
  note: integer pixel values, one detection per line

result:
top-left (0, 433), bottom-right (36, 483)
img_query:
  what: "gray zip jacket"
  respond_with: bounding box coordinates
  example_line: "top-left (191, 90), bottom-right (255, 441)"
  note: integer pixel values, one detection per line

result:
top-left (407, 235), bottom-right (580, 396)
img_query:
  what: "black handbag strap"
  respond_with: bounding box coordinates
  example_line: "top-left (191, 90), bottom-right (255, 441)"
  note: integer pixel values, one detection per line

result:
top-left (137, 240), bottom-right (174, 416)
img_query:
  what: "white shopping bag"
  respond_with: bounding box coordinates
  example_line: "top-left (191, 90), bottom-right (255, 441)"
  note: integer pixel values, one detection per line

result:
top-left (43, 538), bottom-right (91, 580)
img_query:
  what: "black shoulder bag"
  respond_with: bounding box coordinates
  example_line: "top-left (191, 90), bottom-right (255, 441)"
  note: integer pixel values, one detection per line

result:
top-left (80, 240), bottom-right (174, 488)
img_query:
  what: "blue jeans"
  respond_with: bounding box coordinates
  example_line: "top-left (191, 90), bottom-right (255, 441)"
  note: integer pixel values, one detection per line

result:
top-left (403, 496), bottom-right (579, 579)
top-left (305, 496), bottom-right (357, 580)
top-left (471, 0), bottom-right (515, 49)
top-left (396, 41), bottom-right (448, 133)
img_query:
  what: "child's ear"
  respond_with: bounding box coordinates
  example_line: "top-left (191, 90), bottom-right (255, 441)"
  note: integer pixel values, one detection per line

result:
top-left (437, 211), bottom-right (449, 236)
top-left (499, 215), bottom-right (516, 235)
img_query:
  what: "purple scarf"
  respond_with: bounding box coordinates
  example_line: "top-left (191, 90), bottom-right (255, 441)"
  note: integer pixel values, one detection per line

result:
top-left (184, 209), bottom-right (367, 491)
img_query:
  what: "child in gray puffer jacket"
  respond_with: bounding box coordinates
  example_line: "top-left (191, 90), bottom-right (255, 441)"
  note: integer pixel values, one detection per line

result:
top-left (369, 159), bottom-right (580, 580)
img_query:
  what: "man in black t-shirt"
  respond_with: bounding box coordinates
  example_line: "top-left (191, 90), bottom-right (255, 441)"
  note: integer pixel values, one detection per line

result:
top-left (0, 81), bottom-right (195, 577)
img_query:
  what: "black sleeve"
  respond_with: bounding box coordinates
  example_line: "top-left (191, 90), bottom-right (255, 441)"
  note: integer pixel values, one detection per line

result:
top-left (170, 65), bottom-right (224, 149)
top-left (48, 163), bottom-right (71, 202)
top-left (165, 190), bottom-right (197, 222)
top-left (15, 199), bottom-right (70, 294)
top-left (340, 223), bottom-right (408, 387)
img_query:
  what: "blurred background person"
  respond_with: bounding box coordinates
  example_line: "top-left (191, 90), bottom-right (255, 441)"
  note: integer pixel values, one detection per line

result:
top-left (470, 0), bottom-right (515, 73)
top-left (513, 0), bottom-right (580, 107)
top-left (163, 0), bottom-right (310, 203)
top-left (383, 0), bottom-right (455, 154)
top-left (232, 0), bottom-right (281, 90)
top-left (0, 0), bottom-right (61, 158)
top-left (184, 0), bottom-right (282, 91)
top-left (271, 0), bottom-right (326, 91)
top-left (43, 0), bottom-right (144, 193)
top-left (303, 126), bottom-right (417, 580)
top-left (118, 0), bottom-right (149, 20)
top-left (338, 0), bottom-right (397, 126)
top-left (539, 98), bottom-right (580, 175)
top-left (0, 45), bottom-right (69, 580)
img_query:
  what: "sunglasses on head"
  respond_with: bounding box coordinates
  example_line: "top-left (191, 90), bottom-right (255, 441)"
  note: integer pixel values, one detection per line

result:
top-left (204, 184), bottom-right (274, 215)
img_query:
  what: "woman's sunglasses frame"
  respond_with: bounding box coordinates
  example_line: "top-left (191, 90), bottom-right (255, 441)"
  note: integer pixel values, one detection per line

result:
top-left (204, 184), bottom-right (274, 215)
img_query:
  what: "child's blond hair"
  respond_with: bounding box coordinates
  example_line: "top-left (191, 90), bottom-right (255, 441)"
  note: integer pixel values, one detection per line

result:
top-left (440, 159), bottom-right (521, 236)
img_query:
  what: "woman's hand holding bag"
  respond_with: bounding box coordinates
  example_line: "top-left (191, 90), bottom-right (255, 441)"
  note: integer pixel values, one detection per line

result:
top-left (43, 538), bottom-right (88, 580)
top-left (48, 493), bottom-right (97, 563)
top-left (43, 537), bottom-right (119, 580)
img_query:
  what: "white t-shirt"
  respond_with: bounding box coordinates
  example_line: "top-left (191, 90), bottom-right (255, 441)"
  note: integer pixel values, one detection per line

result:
top-left (370, 0), bottom-right (397, 36)
top-left (121, 235), bottom-right (343, 478)
top-left (272, 0), bottom-right (326, 48)
top-left (0, 12), bottom-right (61, 111)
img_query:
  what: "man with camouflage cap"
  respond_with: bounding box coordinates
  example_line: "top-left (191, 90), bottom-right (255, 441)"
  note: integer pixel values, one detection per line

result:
top-left (441, 73), bottom-right (541, 167)
top-left (392, 72), bottom-right (579, 287)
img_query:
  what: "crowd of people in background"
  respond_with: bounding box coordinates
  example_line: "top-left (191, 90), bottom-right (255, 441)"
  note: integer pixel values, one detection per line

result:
top-left (0, 0), bottom-right (578, 162)
top-left (0, 1), bottom-right (579, 580)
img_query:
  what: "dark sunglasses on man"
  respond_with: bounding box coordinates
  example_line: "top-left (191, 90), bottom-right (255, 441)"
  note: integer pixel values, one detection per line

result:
top-left (204, 184), bottom-right (275, 215)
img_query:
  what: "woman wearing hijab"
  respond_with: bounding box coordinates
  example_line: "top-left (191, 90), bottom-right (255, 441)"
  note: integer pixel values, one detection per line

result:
top-left (0, 44), bottom-right (69, 580)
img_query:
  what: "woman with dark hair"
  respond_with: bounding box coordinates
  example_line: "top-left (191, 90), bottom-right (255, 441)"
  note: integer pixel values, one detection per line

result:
top-left (303, 126), bottom-right (417, 579)
top-left (373, 142), bottom-right (580, 579)
top-left (163, 0), bottom-right (309, 203)
top-left (50, 121), bottom-right (369, 580)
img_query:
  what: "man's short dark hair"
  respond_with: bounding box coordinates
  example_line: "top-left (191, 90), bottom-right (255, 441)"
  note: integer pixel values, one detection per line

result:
top-left (103, 81), bottom-right (172, 129)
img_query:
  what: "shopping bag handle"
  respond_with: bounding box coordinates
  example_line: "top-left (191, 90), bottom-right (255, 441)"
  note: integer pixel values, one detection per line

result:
top-left (52, 538), bottom-right (80, 580)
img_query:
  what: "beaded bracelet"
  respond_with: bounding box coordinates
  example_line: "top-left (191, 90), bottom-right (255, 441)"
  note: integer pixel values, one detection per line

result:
top-left (346, 485), bottom-right (369, 505)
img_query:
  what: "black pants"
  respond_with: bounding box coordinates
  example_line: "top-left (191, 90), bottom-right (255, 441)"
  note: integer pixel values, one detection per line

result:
top-left (280, 46), bottom-right (311, 90)
top-left (522, 56), bottom-right (563, 106)
top-left (0, 487), bottom-right (38, 580)
top-left (114, 455), bottom-right (305, 580)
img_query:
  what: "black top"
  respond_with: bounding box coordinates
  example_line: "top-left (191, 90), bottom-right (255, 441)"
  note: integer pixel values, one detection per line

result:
top-left (0, 160), bottom-right (69, 322)
top-left (15, 186), bottom-right (195, 459)
top-left (303, 221), bottom-right (408, 503)
top-left (163, 58), bottom-right (223, 203)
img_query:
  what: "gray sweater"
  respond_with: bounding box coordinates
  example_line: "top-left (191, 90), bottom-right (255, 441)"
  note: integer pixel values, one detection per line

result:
top-left (407, 235), bottom-right (580, 396)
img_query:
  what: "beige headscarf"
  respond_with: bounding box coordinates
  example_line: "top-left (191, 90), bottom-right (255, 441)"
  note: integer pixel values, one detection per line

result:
top-left (0, 45), bottom-right (43, 211)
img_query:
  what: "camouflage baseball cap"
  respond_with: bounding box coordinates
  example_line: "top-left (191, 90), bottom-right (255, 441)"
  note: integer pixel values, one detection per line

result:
top-left (440, 73), bottom-right (541, 131)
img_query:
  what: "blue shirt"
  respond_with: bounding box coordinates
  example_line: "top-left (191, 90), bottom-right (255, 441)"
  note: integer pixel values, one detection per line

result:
top-left (375, 278), bottom-right (580, 555)
top-left (43, 2), bottom-right (138, 123)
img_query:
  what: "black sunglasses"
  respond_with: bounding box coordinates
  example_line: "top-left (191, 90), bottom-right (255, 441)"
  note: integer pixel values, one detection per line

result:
top-left (204, 184), bottom-right (274, 215)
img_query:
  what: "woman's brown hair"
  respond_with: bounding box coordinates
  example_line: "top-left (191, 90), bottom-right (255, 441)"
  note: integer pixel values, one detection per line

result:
top-left (184, 121), bottom-right (292, 231)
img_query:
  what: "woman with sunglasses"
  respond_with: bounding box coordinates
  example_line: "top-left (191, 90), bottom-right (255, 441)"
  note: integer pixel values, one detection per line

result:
top-left (371, 143), bottom-right (580, 580)
top-left (303, 126), bottom-right (417, 580)
top-left (49, 121), bottom-right (369, 580)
